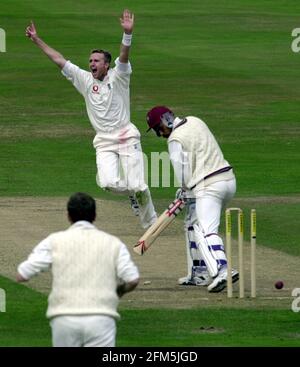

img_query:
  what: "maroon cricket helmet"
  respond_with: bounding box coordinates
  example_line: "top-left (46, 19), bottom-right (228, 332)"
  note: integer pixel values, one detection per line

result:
top-left (146, 106), bottom-right (174, 133)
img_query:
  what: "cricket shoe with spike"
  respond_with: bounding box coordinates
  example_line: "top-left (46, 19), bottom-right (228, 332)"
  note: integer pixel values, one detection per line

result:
top-left (207, 268), bottom-right (239, 293)
top-left (129, 195), bottom-right (140, 216)
top-left (178, 266), bottom-right (211, 286)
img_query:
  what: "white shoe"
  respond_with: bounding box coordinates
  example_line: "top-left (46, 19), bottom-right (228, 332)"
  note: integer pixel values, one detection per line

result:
top-left (178, 267), bottom-right (211, 286)
top-left (129, 195), bottom-right (140, 216)
top-left (231, 269), bottom-right (239, 283)
top-left (207, 268), bottom-right (239, 293)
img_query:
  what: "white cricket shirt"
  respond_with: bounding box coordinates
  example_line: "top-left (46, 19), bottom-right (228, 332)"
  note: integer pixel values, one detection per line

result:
top-left (168, 117), bottom-right (234, 190)
top-left (18, 221), bottom-right (139, 284)
top-left (62, 58), bottom-right (132, 133)
top-left (18, 221), bottom-right (139, 319)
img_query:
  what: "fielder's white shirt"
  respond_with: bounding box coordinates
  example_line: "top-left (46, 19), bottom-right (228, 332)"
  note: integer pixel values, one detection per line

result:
top-left (18, 221), bottom-right (139, 284)
top-left (62, 58), bottom-right (132, 133)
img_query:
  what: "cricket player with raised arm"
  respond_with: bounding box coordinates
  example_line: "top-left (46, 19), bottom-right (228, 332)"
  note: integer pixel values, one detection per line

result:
top-left (146, 106), bottom-right (239, 293)
top-left (25, 10), bottom-right (157, 229)
top-left (16, 192), bottom-right (139, 347)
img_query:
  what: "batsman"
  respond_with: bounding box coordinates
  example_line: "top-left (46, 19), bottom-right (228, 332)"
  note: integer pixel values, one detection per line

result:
top-left (146, 106), bottom-right (239, 293)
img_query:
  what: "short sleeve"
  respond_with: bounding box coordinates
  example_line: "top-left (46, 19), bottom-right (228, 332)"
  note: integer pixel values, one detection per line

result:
top-left (116, 243), bottom-right (139, 283)
top-left (114, 57), bottom-right (132, 75)
top-left (17, 236), bottom-right (53, 280)
top-left (61, 60), bottom-right (90, 95)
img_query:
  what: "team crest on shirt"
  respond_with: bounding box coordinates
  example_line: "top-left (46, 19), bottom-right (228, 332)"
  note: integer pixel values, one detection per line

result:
top-left (92, 85), bottom-right (100, 94)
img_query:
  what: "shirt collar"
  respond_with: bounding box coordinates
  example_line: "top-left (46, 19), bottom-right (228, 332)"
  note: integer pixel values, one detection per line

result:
top-left (172, 117), bottom-right (183, 130)
top-left (70, 220), bottom-right (95, 229)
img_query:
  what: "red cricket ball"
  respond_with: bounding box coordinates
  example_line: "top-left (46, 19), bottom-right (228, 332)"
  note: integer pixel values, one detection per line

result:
top-left (275, 280), bottom-right (284, 290)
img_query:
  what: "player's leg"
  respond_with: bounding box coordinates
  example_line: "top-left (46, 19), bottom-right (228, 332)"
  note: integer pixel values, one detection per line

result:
top-left (95, 140), bottom-right (156, 227)
top-left (128, 194), bottom-right (140, 216)
top-left (194, 179), bottom-right (238, 292)
top-left (50, 316), bottom-right (83, 347)
top-left (178, 200), bottom-right (210, 286)
top-left (194, 194), bottom-right (228, 292)
top-left (193, 223), bottom-right (219, 279)
top-left (95, 150), bottom-right (125, 192)
top-left (120, 142), bottom-right (157, 229)
top-left (83, 315), bottom-right (116, 347)
top-left (195, 195), bottom-right (228, 271)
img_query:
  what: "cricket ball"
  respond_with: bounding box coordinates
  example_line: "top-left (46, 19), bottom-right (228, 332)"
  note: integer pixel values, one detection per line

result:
top-left (275, 280), bottom-right (284, 290)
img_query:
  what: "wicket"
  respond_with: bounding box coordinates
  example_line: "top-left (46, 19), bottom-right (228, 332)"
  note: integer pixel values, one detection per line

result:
top-left (0, 28), bottom-right (6, 53)
top-left (225, 208), bottom-right (256, 298)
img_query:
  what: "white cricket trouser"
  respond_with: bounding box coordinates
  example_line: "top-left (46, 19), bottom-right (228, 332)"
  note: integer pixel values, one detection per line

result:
top-left (194, 178), bottom-right (236, 234)
top-left (192, 178), bottom-right (236, 277)
top-left (95, 143), bottom-right (147, 193)
top-left (93, 123), bottom-right (157, 228)
top-left (50, 315), bottom-right (116, 347)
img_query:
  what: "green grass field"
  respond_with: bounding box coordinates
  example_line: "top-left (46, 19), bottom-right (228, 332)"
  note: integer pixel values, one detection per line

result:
top-left (1, 0), bottom-right (300, 347)
top-left (1, 275), bottom-right (300, 347)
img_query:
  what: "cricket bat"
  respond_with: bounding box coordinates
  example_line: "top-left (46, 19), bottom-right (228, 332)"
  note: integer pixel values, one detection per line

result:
top-left (133, 198), bottom-right (185, 255)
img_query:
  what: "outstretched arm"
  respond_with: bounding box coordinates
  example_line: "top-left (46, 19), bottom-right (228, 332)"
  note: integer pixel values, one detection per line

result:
top-left (16, 237), bottom-right (52, 283)
top-left (26, 21), bottom-right (67, 69)
top-left (119, 9), bottom-right (134, 63)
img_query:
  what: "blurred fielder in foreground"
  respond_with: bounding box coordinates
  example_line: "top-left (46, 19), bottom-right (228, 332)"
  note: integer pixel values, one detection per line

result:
top-left (17, 192), bottom-right (139, 347)
top-left (25, 10), bottom-right (157, 229)
top-left (146, 106), bottom-right (238, 293)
